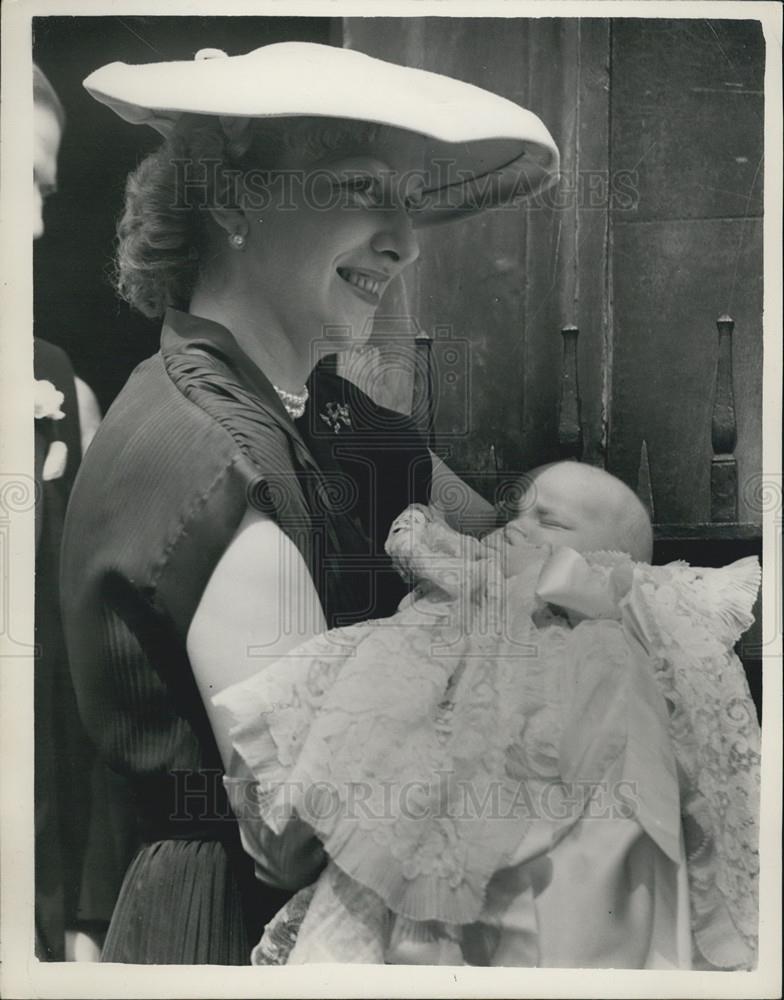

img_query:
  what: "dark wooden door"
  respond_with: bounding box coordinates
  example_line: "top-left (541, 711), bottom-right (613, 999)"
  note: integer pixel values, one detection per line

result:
top-left (339, 16), bottom-right (763, 528)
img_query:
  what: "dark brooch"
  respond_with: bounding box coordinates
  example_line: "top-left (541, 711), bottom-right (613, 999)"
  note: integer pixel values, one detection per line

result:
top-left (320, 401), bottom-right (352, 433)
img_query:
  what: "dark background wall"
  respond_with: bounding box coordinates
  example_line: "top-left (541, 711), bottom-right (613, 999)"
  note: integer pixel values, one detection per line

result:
top-left (33, 15), bottom-right (336, 412)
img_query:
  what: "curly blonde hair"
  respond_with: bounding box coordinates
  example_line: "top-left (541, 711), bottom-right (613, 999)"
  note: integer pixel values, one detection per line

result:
top-left (114, 115), bottom-right (382, 318)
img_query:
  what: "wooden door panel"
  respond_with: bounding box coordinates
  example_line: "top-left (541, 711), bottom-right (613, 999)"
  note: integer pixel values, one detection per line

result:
top-left (340, 16), bottom-right (763, 531)
top-left (609, 216), bottom-right (763, 524)
top-left (419, 212), bottom-right (529, 492)
top-left (610, 18), bottom-right (764, 223)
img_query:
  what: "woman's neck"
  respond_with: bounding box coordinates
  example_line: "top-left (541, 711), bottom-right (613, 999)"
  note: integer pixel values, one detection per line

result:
top-left (189, 285), bottom-right (312, 394)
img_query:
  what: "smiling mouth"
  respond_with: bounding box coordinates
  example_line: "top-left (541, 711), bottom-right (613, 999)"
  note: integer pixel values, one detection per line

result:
top-left (337, 267), bottom-right (385, 303)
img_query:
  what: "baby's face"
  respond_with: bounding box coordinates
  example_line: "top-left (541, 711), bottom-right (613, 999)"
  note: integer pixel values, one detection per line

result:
top-left (506, 464), bottom-right (621, 555)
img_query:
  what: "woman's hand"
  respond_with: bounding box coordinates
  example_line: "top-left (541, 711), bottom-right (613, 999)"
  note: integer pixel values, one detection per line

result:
top-left (225, 754), bottom-right (327, 891)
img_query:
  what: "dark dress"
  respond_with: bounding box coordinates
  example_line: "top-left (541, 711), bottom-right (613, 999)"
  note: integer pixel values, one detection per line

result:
top-left (60, 309), bottom-right (432, 964)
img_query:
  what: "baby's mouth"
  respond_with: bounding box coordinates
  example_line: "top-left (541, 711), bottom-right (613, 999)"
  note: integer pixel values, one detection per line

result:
top-left (337, 267), bottom-right (384, 303)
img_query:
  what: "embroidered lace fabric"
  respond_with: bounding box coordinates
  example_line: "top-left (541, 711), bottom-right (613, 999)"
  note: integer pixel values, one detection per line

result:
top-left (215, 507), bottom-right (760, 968)
top-left (618, 556), bottom-right (761, 969)
top-left (542, 547), bottom-right (761, 968)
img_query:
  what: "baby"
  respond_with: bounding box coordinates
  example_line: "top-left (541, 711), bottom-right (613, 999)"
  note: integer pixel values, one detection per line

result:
top-left (215, 462), bottom-right (760, 970)
top-left (496, 459), bottom-right (653, 561)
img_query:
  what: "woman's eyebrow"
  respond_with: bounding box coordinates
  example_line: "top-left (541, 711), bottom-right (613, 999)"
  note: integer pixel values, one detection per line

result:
top-left (330, 156), bottom-right (391, 174)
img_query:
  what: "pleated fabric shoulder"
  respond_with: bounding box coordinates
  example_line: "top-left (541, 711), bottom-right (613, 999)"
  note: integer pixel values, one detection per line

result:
top-left (160, 338), bottom-right (317, 603)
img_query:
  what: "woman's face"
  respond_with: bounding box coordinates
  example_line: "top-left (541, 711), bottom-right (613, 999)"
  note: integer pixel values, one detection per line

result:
top-left (234, 133), bottom-right (424, 349)
top-left (33, 105), bottom-right (61, 240)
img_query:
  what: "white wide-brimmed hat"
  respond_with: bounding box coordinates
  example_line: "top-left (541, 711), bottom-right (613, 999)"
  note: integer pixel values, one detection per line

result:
top-left (83, 41), bottom-right (559, 225)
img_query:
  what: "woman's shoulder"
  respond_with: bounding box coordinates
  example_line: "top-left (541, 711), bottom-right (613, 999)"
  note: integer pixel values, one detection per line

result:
top-left (65, 352), bottom-right (252, 552)
top-left (63, 348), bottom-right (314, 638)
top-left (98, 342), bottom-right (304, 489)
top-left (86, 353), bottom-right (242, 485)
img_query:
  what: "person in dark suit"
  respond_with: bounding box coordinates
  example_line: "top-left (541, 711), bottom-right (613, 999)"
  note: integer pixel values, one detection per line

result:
top-left (33, 64), bottom-right (133, 962)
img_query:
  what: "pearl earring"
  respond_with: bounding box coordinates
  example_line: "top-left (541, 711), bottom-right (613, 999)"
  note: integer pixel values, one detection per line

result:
top-left (229, 233), bottom-right (246, 250)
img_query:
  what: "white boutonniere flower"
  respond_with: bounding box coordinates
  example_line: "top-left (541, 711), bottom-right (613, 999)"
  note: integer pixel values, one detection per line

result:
top-left (319, 401), bottom-right (352, 433)
top-left (34, 379), bottom-right (66, 421)
top-left (34, 380), bottom-right (68, 481)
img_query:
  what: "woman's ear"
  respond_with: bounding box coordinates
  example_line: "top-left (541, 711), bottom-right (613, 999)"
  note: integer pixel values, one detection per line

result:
top-left (208, 206), bottom-right (248, 243)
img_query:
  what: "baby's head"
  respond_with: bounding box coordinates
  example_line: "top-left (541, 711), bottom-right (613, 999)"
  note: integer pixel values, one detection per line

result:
top-left (507, 461), bottom-right (653, 562)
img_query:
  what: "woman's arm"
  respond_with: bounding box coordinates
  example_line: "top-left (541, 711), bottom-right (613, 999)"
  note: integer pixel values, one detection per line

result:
top-left (187, 506), bottom-right (327, 890)
top-left (428, 450), bottom-right (499, 537)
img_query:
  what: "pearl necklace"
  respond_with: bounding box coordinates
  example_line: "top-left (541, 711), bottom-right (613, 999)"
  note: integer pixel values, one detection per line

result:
top-left (273, 383), bottom-right (309, 420)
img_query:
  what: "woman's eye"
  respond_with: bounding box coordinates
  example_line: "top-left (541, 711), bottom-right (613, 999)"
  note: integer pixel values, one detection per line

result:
top-left (340, 175), bottom-right (383, 206)
top-left (403, 188), bottom-right (425, 213)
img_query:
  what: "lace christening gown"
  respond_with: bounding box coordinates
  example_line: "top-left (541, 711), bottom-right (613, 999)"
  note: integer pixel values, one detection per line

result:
top-left (215, 505), bottom-right (761, 969)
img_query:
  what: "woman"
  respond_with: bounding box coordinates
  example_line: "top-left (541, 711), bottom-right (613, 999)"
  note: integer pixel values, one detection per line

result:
top-left (61, 42), bottom-right (559, 964)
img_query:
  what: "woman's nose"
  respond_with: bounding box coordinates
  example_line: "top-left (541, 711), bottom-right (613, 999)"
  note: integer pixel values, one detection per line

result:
top-left (371, 209), bottom-right (420, 270)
